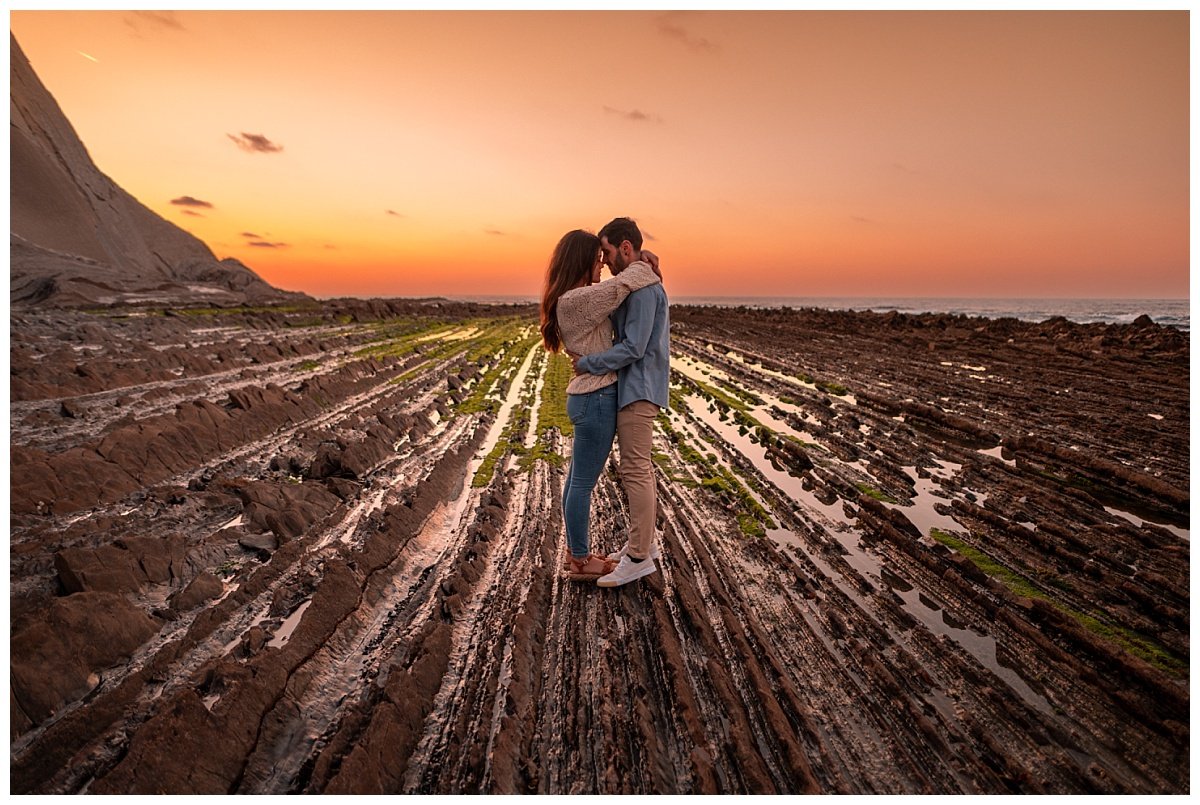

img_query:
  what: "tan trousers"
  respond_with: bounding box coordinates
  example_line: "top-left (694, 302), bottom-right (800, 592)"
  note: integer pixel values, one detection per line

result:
top-left (616, 400), bottom-right (659, 560)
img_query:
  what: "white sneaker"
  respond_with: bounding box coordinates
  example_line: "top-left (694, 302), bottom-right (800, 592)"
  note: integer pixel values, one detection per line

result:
top-left (606, 540), bottom-right (661, 563)
top-left (597, 555), bottom-right (658, 588)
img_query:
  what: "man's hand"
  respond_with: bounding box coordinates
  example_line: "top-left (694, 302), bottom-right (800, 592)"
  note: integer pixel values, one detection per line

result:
top-left (642, 249), bottom-right (661, 279)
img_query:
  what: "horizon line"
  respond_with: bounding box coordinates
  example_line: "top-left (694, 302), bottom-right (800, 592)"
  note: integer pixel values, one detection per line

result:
top-left (305, 292), bottom-right (1190, 303)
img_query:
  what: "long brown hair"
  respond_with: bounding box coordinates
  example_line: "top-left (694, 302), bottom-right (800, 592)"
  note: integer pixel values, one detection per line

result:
top-left (540, 229), bottom-right (599, 352)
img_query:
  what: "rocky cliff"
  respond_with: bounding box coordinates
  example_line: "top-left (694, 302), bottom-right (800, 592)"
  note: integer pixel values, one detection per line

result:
top-left (10, 34), bottom-right (307, 307)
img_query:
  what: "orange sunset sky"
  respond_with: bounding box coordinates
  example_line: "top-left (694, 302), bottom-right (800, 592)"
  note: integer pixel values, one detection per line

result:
top-left (8, 9), bottom-right (1190, 300)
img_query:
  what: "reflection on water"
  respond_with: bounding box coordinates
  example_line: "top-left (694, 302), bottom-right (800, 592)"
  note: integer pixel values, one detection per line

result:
top-left (941, 608), bottom-right (969, 632)
top-left (880, 566), bottom-right (913, 592)
top-left (267, 599), bottom-right (313, 649)
top-left (723, 349), bottom-right (818, 392)
top-left (406, 343), bottom-right (541, 562)
top-left (681, 394), bottom-right (852, 530)
top-left (916, 591), bottom-right (940, 612)
top-left (673, 353), bottom-right (728, 385)
top-left (475, 342), bottom-right (539, 465)
top-left (889, 581), bottom-right (1053, 716)
top-left (673, 355), bottom-right (850, 460)
top-left (1104, 505), bottom-right (1189, 542)
top-left (672, 380), bottom-right (1055, 719)
top-left (221, 603), bottom-right (271, 657)
top-left (522, 352), bottom-right (547, 450)
top-left (977, 445), bottom-right (1016, 467)
top-left (416, 325), bottom-right (478, 343)
top-left (884, 465), bottom-right (964, 538)
top-left (678, 351), bottom-right (857, 407)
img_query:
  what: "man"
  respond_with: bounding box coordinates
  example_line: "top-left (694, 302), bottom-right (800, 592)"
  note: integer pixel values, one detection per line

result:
top-left (573, 217), bottom-right (669, 588)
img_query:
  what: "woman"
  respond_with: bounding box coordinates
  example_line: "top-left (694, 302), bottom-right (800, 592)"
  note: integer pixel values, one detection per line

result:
top-left (539, 230), bottom-right (661, 580)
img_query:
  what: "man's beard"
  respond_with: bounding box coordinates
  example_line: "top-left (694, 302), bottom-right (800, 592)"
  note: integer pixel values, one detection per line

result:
top-left (610, 252), bottom-right (631, 274)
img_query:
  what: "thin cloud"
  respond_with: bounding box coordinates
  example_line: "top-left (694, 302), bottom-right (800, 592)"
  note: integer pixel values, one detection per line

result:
top-left (248, 241), bottom-right (289, 249)
top-left (240, 232), bottom-right (262, 239)
top-left (76, 51), bottom-right (99, 63)
top-left (643, 231), bottom-right (657, 242)
top-left (851, 216), bottom-right (875, 224)
top-left (181, 210), bottom-right (203, 217)
top-left (485, 229), bottom-right (507, 237)
top-left (227, 133), bottom-right (284, 154)
top-left (656, 12), bottom-right (719, 53)
top-left (603, 106), bottom-right (663, 124)
top-left (386, 210), bottom-right (405, 218)
top-left (124, 11), bottom-right (185, 33)
top-left (170, 195), bottom-right (213, 208)
top-left (324, 244), bottom-right (338, 250)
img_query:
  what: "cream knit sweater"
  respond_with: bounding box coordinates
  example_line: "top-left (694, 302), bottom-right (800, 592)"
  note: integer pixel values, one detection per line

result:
top-left (556, 261), bottom-right (661, 395)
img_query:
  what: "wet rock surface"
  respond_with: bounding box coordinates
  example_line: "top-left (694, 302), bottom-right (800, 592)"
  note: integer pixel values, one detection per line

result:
top-left (9, 301), bottom-right (1188, 793)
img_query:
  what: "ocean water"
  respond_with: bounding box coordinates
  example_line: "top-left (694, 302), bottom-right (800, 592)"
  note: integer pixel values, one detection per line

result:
top-left (459, 295), bottom-right (1190, 331)
top-left (675, 297), bottom-right (1191, 331)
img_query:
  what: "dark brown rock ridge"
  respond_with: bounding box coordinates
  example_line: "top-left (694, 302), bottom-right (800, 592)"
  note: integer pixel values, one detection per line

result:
top-left (9, 34), bottom-right (307, 308)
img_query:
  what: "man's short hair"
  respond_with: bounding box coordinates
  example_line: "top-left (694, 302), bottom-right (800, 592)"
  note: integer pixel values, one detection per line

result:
top-left (598, 217), bottom-right (643, 252)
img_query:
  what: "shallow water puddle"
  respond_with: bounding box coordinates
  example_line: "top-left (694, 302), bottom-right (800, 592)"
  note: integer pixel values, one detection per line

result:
top-left (1104, 505), bottom-right (1189, 542)
top-left (681, 395), bottom-right (853, 530)
top-left (672, 363), bottom-right (828, 453)
top-left (683, 349), bottom-right (857, 406)
top-left (477, 341), bottom-right (539, 460)
top-left (673, 353), bottom-right (729, 384)
top-left (316, 416), bottom-right (460, 550)
top-left (861, 524), bottom-right (1054, 715)
top-left (677, 397), bottom-right (1053, 716)
top-left (441, 326), bottom-right (480, 342)
top-left (267, 599), bottom-right (313, 649)
top-left (402, 467), bottom-right (541, 792)
top-left (722, 349), bottom-right (819, 391)
top-left (415, 324), bottom-right (475, 343)
top-left (672, 401), bottom-right (884, 623)
top-left (676, 357), bottom-right (844, 446)
top-left (522, 351), bottom-right (547, 450)
top-left (401, 346), bottom-right (539, 562)
top-left (885, 464), bottom-right (965, 538)
top-left (220, 602), bottom-right (272, 656)
top-left (887, 583), bottom-right (1054, 716)
top-left (751, 392), bottom-right (826, 442)
top-left (977, 445), bottom-right (1017, 467)
top-left (719, 345), bottom-right (863, 404)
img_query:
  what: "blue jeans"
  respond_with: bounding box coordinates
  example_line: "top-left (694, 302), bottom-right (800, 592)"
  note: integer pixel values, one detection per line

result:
top-left (562, 385), bottom-right (618, 558)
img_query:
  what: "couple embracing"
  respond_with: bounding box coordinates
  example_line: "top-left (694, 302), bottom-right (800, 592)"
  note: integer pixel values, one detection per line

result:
top-left (539, 217), bottom-right (669, 588)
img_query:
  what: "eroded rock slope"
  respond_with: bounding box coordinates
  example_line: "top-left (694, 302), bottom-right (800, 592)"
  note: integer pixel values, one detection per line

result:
top-left (10, 34), bottom-right (305, 308)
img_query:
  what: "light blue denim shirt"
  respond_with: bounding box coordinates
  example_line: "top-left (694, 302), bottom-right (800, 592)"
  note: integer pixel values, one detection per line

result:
top-left (576, 281), bottom-right (670, 410)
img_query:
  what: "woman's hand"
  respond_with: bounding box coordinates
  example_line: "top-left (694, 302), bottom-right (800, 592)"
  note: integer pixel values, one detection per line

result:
top-left (642, 249), bottom-right (662, 278)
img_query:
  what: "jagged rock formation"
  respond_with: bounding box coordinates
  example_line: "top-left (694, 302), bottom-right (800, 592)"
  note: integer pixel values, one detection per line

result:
top-left (8, 302), bottom-right (1189, 794)
top-left (9, 34), bottom-right (306, 307)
